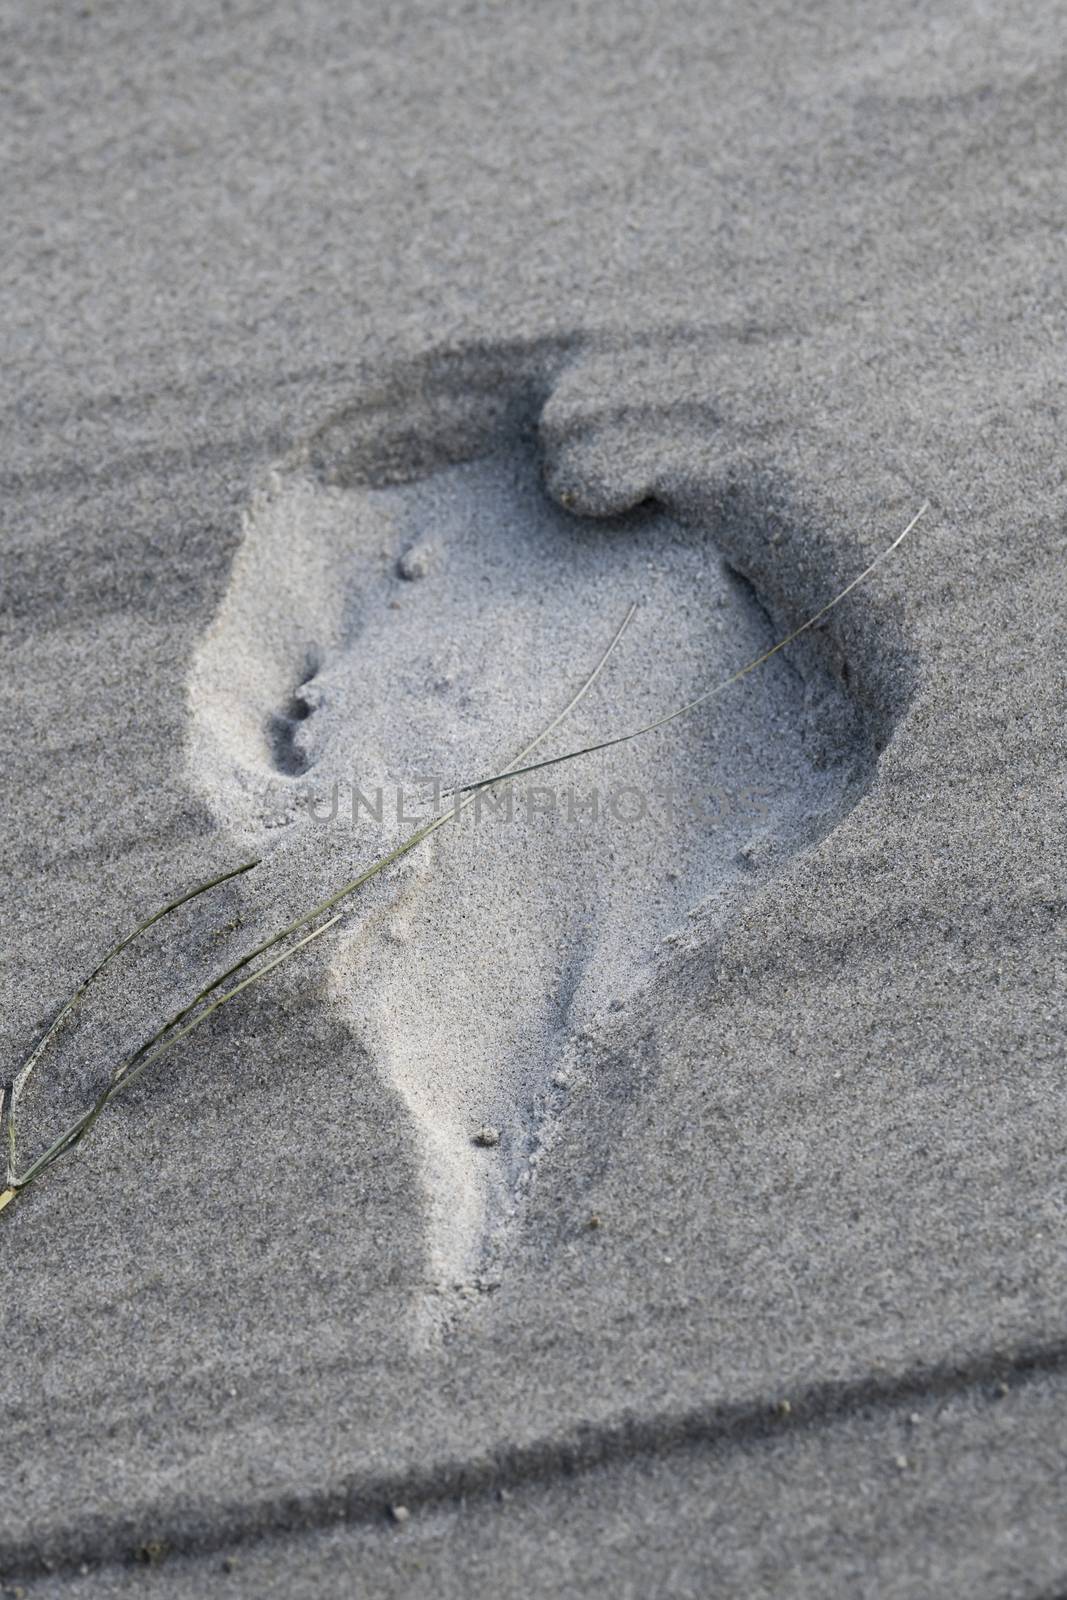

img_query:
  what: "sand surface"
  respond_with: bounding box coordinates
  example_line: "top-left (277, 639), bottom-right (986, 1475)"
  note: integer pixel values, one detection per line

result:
top-left (2, 2), bottom-right (1065, 1594)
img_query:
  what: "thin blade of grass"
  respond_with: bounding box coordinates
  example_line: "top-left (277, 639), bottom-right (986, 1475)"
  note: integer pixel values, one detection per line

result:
top-left (10, 914), bottom-right (345, 1194)
top-left (450, 505), bottom-right (928, 799)
top-left (3, 606), bottom-right (637, 1202)
top-left (3, 860), bottom-right (260, 1189)
top-left (2, 496), bottom-right (924, 1209)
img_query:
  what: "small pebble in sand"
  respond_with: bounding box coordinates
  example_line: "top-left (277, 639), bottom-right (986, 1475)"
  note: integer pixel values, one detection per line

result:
top-left (473, 1125), bottom-right (501, 1147)
top-left (894, 1454), bottom-right (910, 1471)
top-left (134, 1540), bottom-right (168, 1566)
top-left (587, 1213), bottom-right (602, 1230)
top-left (398, 539), bottom-right (434, 580)
top-left (389, 1504), bottom-right (411, 1525)
top-left (908, 1412), bottom-right (922, 1427)
top-left (552, 1070), bottom-right (569, 1088)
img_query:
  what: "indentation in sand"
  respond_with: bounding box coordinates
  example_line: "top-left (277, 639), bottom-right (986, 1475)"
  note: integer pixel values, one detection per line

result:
top-left (186, 354), bottom-right (875, 1330)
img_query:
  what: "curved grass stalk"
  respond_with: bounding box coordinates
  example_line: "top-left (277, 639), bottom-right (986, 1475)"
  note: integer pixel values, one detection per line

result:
top-left (3, 914), bottom-right (344, 1200)
top-left (2, 860), bottom-right (260, 1203)
top-left (1, 503), bottom-right (924, 1214)
top-left (0, 605), bottom-right (637, 1211)
top-left (449, 504), bottom-right (928, 800)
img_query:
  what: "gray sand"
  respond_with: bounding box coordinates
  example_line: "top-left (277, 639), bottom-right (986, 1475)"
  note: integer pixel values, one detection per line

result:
top-left (2, 1), bottom-right (1065, 1594)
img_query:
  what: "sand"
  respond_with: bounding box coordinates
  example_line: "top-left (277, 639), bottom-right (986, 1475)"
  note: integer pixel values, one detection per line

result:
top-left (1, 1), bottom-right (1065, 1594)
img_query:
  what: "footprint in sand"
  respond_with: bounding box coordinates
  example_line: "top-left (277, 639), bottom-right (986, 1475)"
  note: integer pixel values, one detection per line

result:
top-left (185, 347), bottom-right (873, 1316)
